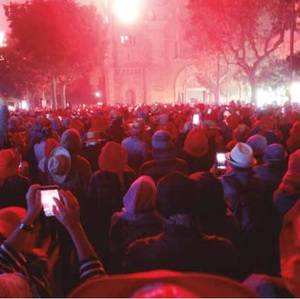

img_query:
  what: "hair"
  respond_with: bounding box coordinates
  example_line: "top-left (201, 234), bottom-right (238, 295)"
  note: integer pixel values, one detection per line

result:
top-left (0, 273), bottom-right (33, 297)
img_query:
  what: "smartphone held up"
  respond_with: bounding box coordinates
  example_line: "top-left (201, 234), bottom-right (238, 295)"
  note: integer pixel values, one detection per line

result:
top-left (216, 153), bottom-right (226, 170)
top-left (39, 186), bottom-right (60, 217)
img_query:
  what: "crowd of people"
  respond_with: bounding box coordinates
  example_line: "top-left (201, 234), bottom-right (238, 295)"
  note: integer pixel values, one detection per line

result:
top-left (0, 99), bottom-right (300, 297)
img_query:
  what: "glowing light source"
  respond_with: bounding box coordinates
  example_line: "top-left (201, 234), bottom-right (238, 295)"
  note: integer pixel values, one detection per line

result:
top-left (94, 91), bottom-right (102, 98)
top-left (0, 31), bottom-right (7, 48)
top-left (291, 81), bottom-right (300, 103)
top-left (112, 0), bottom-right (141, 24)
top-left (21, 100), bottom-right (29, 110)
top-left (257, 87), bottom-right (288, 108)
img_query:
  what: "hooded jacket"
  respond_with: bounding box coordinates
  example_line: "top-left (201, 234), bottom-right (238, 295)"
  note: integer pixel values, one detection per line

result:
top-left (110, 176), bottom-right (162, 273)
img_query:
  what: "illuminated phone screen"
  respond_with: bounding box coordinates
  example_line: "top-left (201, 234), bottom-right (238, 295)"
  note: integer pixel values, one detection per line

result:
top-left (40, 188), bottom-right (59, 217)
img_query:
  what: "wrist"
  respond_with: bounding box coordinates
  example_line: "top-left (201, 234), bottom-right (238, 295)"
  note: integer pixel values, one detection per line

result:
top-left (23, 212), bottom-right (39, 226)
top-left (65, 221), bottom-right (83, 234)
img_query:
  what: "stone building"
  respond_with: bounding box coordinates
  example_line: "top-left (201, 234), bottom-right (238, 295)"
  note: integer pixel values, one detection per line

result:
top-left (103, 0), bottom-right (214, 105)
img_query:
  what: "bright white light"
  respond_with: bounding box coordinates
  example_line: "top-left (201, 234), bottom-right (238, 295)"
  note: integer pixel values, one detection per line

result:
top-left (112, 0), bottom-right (141, 24)
top-left (0, 31), bottom-right (7, 48)
top-left (291, 82), bottom-right (300, 103)
top-left (257, 87), bottom-right (288, 108)
top-left (95, 91), bottom-right (101, 98)
top-left (21, 100), bottom-right (29, 110)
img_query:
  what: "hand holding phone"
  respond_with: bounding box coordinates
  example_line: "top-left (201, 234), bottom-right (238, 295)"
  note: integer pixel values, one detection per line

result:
top-left (40, 186), bottom-right (60, 217)
top-left (192, 113), bottom-right (201, 126)
top-left (216, 153), bottom-right (226, 170)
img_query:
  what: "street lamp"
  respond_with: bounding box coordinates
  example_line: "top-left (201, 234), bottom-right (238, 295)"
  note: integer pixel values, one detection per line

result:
top-left (112, 0), bottom-right (141, 24)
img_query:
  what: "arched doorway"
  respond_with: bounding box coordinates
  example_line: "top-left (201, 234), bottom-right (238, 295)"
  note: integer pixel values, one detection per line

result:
top-left (175, 65), bottom-right (212, 104)
top-left (125, 89), bottom-right (136, 106)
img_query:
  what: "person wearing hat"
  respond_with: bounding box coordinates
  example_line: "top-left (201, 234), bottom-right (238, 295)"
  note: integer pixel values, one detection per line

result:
top-left (0, 149), bottom-right (30, 209)
top-left (122, 119), bottom-right (151, 172)
top-left (178, 128), bottom-right (213, 174)
top-left (123, 172), bottom-right (240, 279)
top-left (47, 146), bottom-right (72, 185)
top-left (273, 149), bottom-right (300, 218)
top-left (221, 142), bottom-right (278, 275)
top-left (254, 143), bottom-right (287, 196)
top-left (60, 128), bottom-right (92, 202)
top-left (246, 134), bottom-right (268, 165)
top-left (139, 130), bottom-right (188, 182)
top-left (86, 142), bottom-right (136, 267)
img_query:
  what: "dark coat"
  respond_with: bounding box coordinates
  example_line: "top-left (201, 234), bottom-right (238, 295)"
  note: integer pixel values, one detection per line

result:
top-left (273, 189), bottom-right (300, 218)
top-left (85, 170), bottom-right (135, 267)
top-left (221, 168), bottom-right (280, 275)
top-left (139, 158), bottom-right (188, 182)
top-left (254, 161), bottom-right (286, 196)
top-left (123, 224), bottom-right (241, 279)
top-left (0, 175), bottom-right (30, 209)
top-left (109, 212), bottom-right (163, 273)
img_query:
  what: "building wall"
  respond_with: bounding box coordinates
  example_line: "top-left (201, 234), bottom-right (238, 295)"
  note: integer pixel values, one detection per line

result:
top-left (105, 0), bottom-right (201, 105)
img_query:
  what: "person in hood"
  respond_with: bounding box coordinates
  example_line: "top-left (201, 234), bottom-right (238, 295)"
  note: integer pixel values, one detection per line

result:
top-left (110, 176), bottom-right (162, 273)
top-left (274, 149), bottom-right (300, 218)
top-left (0, 149), bottom-right (30, 209)
top-left (140, 130), bottom-right (188, 182)
top-left (123, 172), bottom-right (240, 279)
top-left (86, 142), bottom-right (135, 268)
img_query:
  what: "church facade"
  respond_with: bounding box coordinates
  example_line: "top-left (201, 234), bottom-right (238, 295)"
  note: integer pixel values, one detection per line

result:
top-left (104, 0), bottom-right (213, 105)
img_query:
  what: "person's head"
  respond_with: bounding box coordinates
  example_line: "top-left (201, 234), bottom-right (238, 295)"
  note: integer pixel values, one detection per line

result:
top-left (131, 119), bottom-right (146, 137)
top-left (0, 149), bottom-right (20, 180)
top-left (183, 128), bottom-right (209, 159)
top-left (232, 124), bottom-right (250, 142)
top-left (157, 172), bottom-right (196, 220)
top-left (98, 141), bottom-right (128, 174)
top-left (0, 273), bottom-right (33, 298)
top-left (190, 172), bottom-right (226, 222)
top-left (226, 142), bottom-right (255, 170)
top-left (152, 130), bottom-right (174, 160)
top-left (47, 147), bottom-right (71, 184)
top-left (60, 128), bottom-right (81, 156)
top-left (123, 176), bottom-right (157, 218)
top-left (263, 143), bottom-right (287, 164)
top-left (0, 206), bottom-right (39, 253)
top-left (0, 207), bottom-right (26, 241)
top-left (290, 121), bottom-right (300, 136)
top-left (247, 134), bottom-right (268, 157)
top-left (286, 149), bottom-right (300, 178)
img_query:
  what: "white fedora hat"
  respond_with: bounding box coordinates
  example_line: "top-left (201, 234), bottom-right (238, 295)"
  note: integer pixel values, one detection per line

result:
top-left (48, 147), bottom-right (71, 184)
top-left (226, 142), bottom-right (255, 169)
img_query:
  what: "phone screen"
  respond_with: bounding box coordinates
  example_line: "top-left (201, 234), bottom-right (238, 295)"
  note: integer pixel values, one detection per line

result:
top-left (40, 188), bottom-right (60, 217)
top-left (192, 114), bottom-right (200, 126)
top-left (216, 153), bottom-right (226, 170)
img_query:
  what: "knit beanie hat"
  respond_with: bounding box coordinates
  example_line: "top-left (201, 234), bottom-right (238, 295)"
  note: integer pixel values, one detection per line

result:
top-left (247, 134), bottom-right (268, 156)
top-left (157, 172), bottom-right (196, 218)
top-left (264, 143), bottom-right (286, 162)
top-left (152, 130), bottom-right (173, 151)
top-left (184, 128), bottom-right (209, 158)
top-left (61, 128), bottom-right (81, 156)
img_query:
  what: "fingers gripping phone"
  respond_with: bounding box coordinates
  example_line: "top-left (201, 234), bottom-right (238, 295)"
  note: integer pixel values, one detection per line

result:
top-left (216, 153), bottom-right (226, 170)
top-left (39, 186), bottom-right (60, 217)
